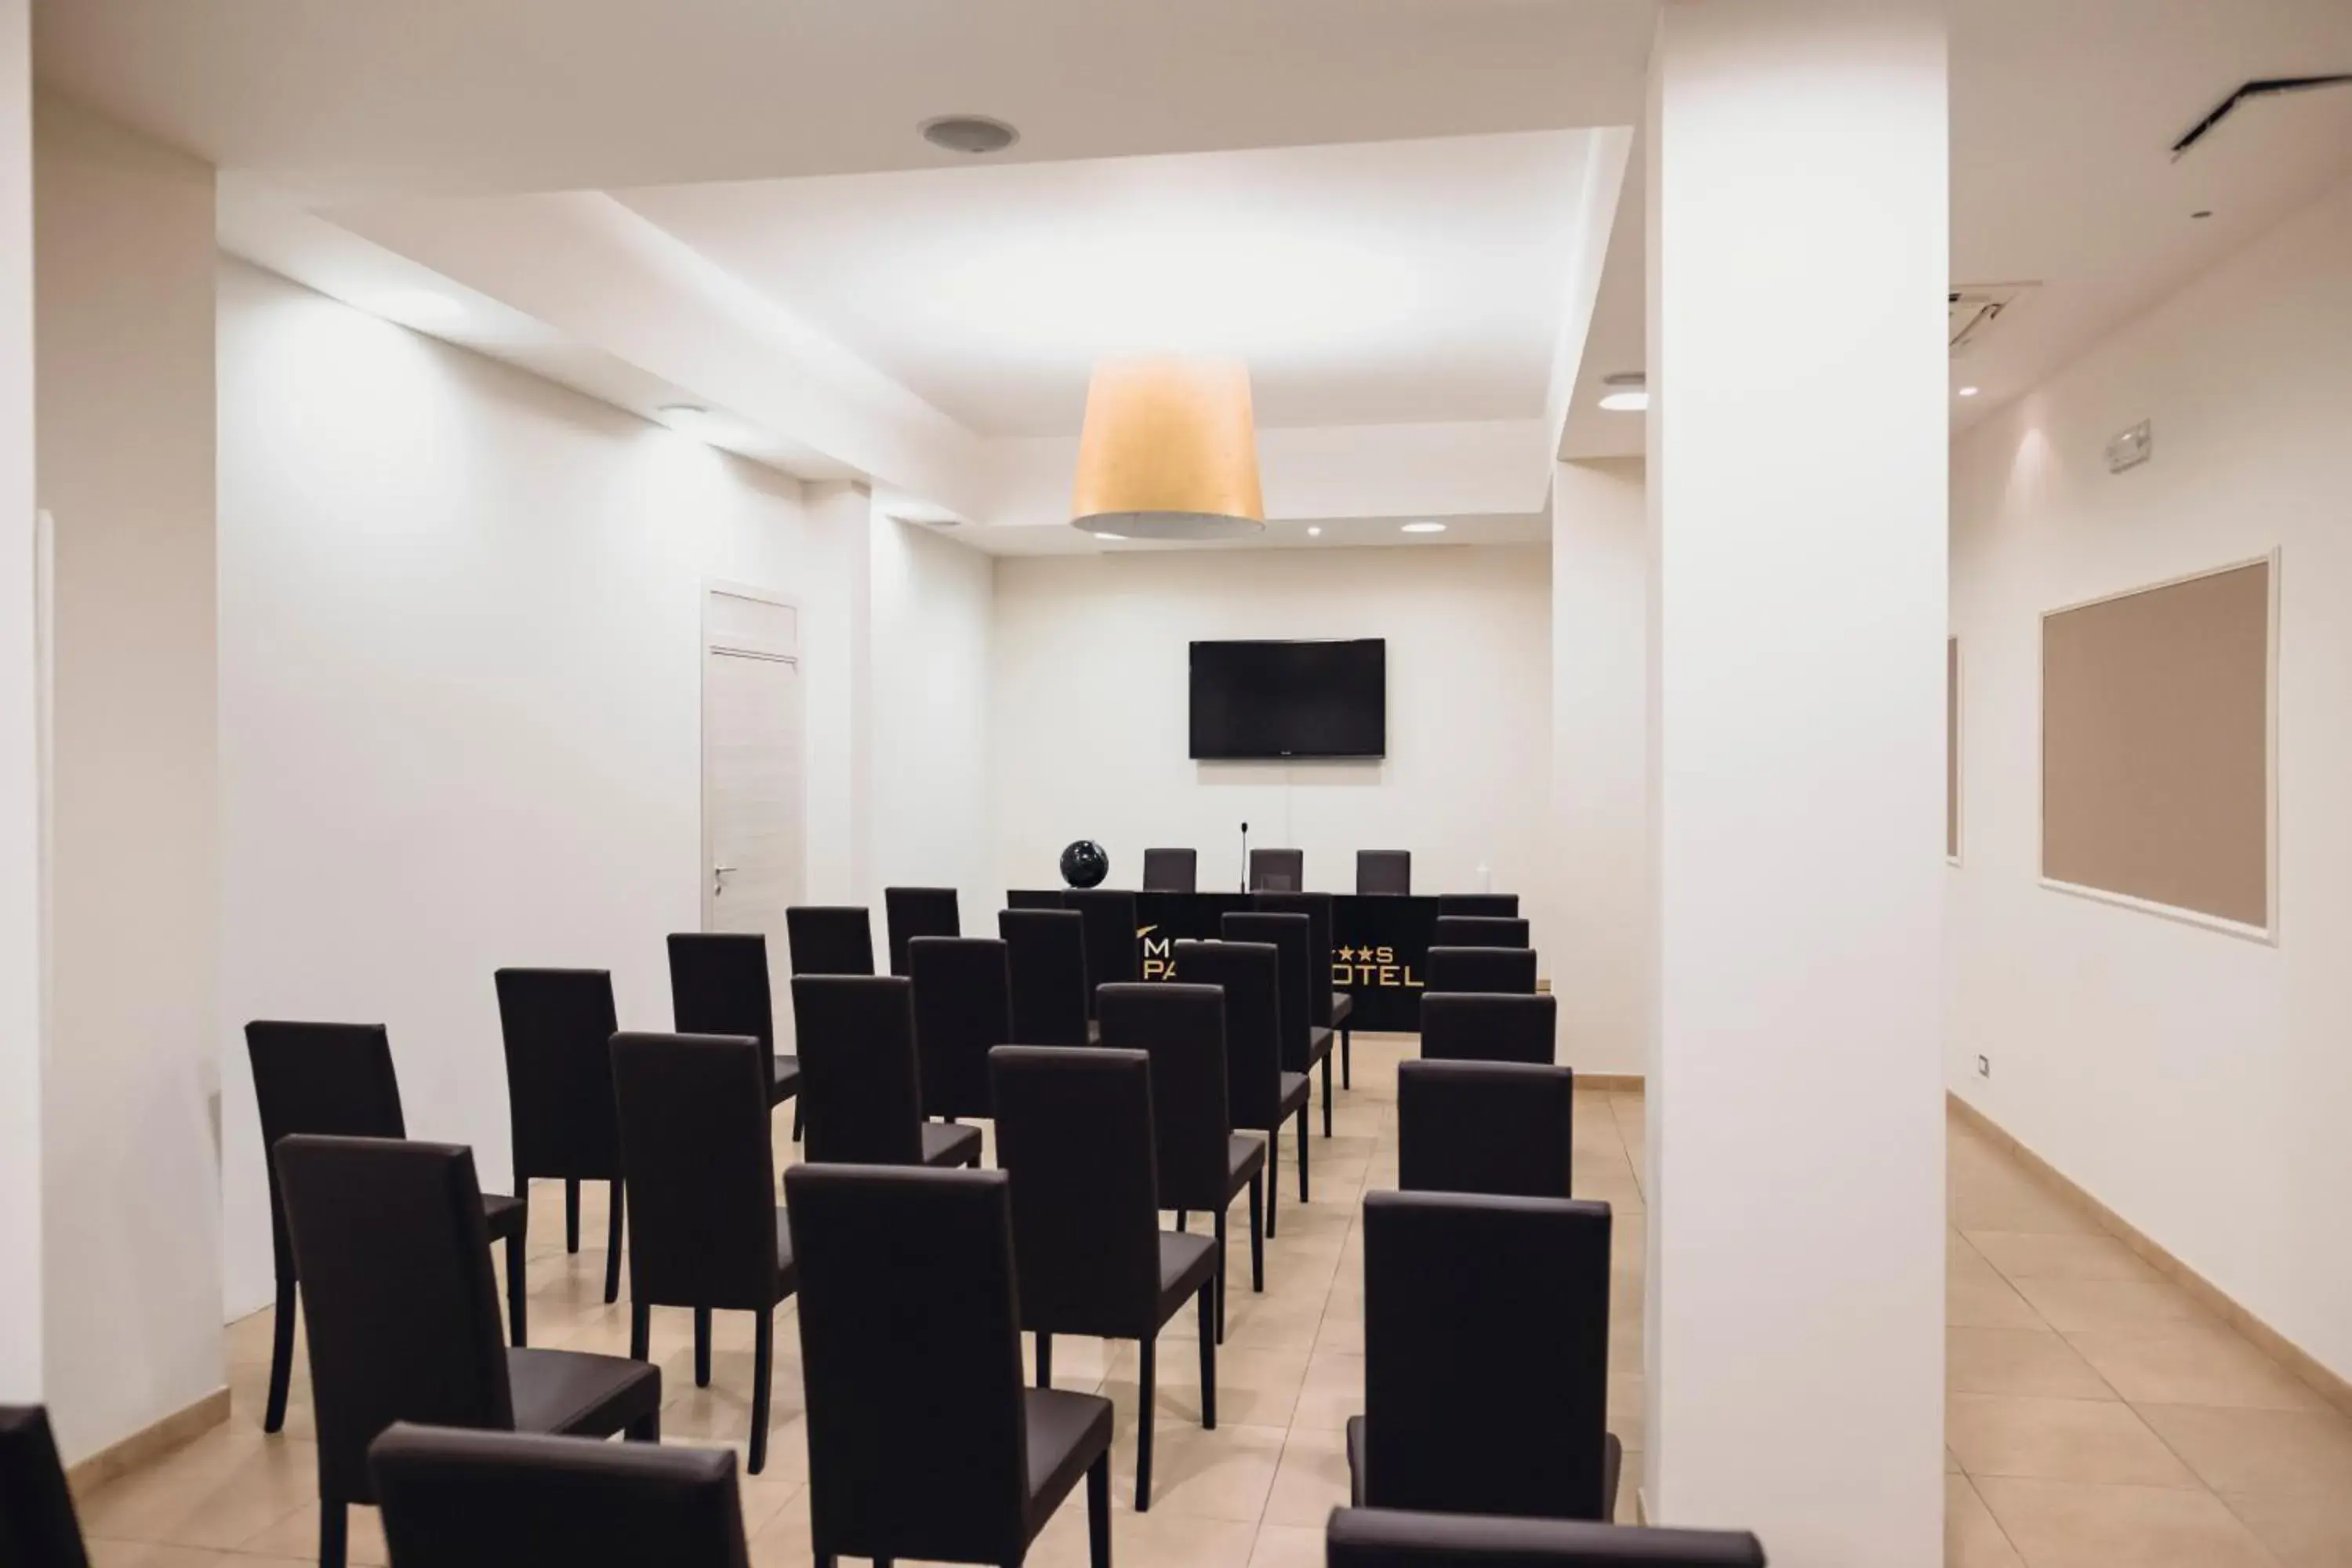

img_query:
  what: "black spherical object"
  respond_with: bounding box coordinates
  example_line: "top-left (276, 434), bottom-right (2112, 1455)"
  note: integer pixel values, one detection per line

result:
top-left (1059, 840), bottom-right (1109, 889)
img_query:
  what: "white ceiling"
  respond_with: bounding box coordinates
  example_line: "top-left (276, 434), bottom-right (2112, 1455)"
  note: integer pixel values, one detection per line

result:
top-left (619, 132), bottom-right (1601, 437)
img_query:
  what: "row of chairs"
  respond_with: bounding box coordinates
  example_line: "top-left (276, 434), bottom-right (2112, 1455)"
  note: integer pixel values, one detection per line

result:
top-left (1139, 848), bottom-right (1529, 902)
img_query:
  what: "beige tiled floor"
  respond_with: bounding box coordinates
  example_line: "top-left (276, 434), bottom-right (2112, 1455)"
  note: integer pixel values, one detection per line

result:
top-left (68, 1038), bottom-right (2351, 1566)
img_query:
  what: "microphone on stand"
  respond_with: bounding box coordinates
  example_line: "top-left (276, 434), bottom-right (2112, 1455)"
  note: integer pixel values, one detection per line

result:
top-left (1240, 822), bottom-right (1250, 892)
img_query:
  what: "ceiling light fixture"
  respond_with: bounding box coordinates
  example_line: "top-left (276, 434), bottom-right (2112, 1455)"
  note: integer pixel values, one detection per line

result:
top-left (920, 114), bottom-right (1019, 155)
top-left (1958, 386), bottom-right (1980, 397)
top-left (1308, 526), bottom-right (1323, 537)
top-left (1069, 357), bottom-right (1265, 541)
top-left (1401, 521), bottom-right (1447, 535)
top-left (1092, 532), bottom-right (1120, 541)
top-left (1599, 371), bottom-right (1649, 412)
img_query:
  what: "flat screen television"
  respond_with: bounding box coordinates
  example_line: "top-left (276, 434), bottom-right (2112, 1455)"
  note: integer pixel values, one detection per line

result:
top-left (1189, 638), bottom-right (1387, 760)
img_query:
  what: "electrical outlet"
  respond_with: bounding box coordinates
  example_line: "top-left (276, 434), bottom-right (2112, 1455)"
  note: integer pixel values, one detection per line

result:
top-left (1976, 1054), bottom-right (1991, 1078)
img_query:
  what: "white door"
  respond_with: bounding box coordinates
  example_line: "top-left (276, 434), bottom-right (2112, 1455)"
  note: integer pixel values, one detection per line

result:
top-left (702, 590), bottom-right (805, 999)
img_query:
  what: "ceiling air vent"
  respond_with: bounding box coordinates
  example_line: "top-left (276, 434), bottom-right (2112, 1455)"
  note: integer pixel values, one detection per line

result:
top-left (1950, 282), bottom-right (2038, 356)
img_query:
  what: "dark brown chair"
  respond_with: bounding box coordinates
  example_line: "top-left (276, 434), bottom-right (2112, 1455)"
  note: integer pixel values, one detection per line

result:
top-left (1399, 1062), bottom-right (1575, 1199)
top-left (1248, 847), bottom-right (1305, 892)
top-left (1222, 910), bottom-right (1336, 1138)
top-left (999, 908), bottom-right (1091, 1047)
top-left (245, 1021), bottom-right (529, 1436)
top-left (1170, 939), bottom-right (1312, 1236)
top-left (372, 1424), bottom-right (752, 1568)
top-left (989, 1045), bottom-right (1218, 1511)
top-left (665, 934), bottom-right (803, 1134)
top-left (1005, 888), bottom-right (1066, 910)
top-left (1256, 888), bottom-right (1352, 1092)
top-left (609, 1033), bottom-right (798, 1473)
top-left (1432, 915), bottom-right (1530, 949)
top-left (1327, 1508), bottom-right (1768, 1567)
top-left (1425, 946), bottom-right (1538, 996)
top-left (0, 1406), bottom-right (89, 1568)
top-left (783, 1164), bottom-right (1112, 1568)
top-left (1420, 993), bottom-right (1558, 1065)
top-left (1438, 893), bottom-right (1519, 918)
top-left (909, 936), bottom-right (1014, 1121)
top-left (1356, 850), bottom-right (1413, 896)
top-left (885, 886), bottom-right (963, 978)
top-left (274, 1136), bottom-right (660, 1568)
top-left (791, 975), bottom-right (983, 1169)
top-left (1097, 982), bottom-right (1267, 1339)
top-left (1347, 1191), bottom-right (1617, 1523)
top-left (1063, 887), bottom-right (1141, 1014)
top-left (495, 968), bottom-right (625, 1306)
top-left (1142, 847), bottom-right (1198, 893)
top-left (786, 906), bottom-right (876, 978)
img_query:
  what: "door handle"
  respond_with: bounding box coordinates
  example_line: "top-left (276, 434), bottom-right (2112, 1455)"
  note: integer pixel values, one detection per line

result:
top-left (713, 865), bottom-right (738, 896)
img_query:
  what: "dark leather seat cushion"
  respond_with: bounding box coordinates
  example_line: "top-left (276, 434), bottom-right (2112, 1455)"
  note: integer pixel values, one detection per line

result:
top-left (769, 1055), bottom-right (801, 1105)
top-left (1331, 993), bottom-right (1354, 1026)
top-left (1227, 1134), bottom-right (1269, 1193)
top-left (1345, 1416), bottom-right (1625, 1521)
top-left (1156, 1231), bottom-right (1219, 1316)
top-left (506, 1347), bottom-right (662, 1437)
top-left (1279, 1071), bottom-right (1312, 1118)
top-left (921, 1121), bottom-right (985, 1169)
top-left (481, 1193), bottom-right (526, 1243)
top-left (1022, 1386), bottom-right (1115, 1528)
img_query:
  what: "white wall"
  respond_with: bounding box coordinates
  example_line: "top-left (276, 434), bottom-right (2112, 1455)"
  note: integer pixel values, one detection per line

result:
top-left (216, 260), bottom-right (865, 1316)
top-left (1949, 171), bottom-right (2352, 1380)
top-left (989, 543), bottom-right (1555, 948)
top-left (34, 94), bottom-right (220, 1462)
top-left (1551, 459), bottom-right (1646, 1075)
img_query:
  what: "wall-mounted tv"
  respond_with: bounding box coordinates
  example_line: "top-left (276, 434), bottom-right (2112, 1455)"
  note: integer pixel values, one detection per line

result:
top-left (1189, 638), bottom-right (1387, 760)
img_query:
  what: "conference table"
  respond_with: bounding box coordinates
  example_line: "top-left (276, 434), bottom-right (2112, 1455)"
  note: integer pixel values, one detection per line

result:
top-left (1018, 890), bottom-right (1446, 1033)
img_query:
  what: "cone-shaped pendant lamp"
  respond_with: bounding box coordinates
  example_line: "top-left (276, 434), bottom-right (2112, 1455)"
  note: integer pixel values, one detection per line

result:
top-left (1070, 356), bottom-right (1265, 540)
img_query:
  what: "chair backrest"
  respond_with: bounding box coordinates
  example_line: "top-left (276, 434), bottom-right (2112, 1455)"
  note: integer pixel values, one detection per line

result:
top-left (1004, 888), bottom-right (1066, 910)
top-left (609, 1033), bottom-right (781, 1312)
top-left (1254, 890), bottom-right (1336, 1027)
top-left (1141, 847), bottom-right (1198, 892)
top-left (1432, 915), bottom-right (1530, 949)
top-left (1399, 1062), bottom-right (1575, 1199)
top-left (0, 1406), bottom-right (90, 1568)
top-left (1326, 1508), bottom-right (1767, 1567)
top-left (1438, 893), bottom-right (1519, 918)
top-left (1363, 1191), bottom-right (1613, 1520)
top-left (997, 908), bottom-right (1091, 1047)
top-left (987, 1046), bottom-right (1162, 1337)
top-left (372, 1424), bottom-right (752, 1568)
top-left (786, 906), bottom-right (876, 978)
top-left (884, 887), bottom-right (962, 978)
top-left (1062, 887), bottom-right (1142, 1005)
top-left (245, 1021), bottom-right (408, 1276)
top-left (1249, 847), bottom-right (1305, 892)
top-left (1425, 946), bottom-right (1538, 996)
top-left (782, 1165), bottom-right (1030, 1566)
top-left (1356, 850), bottom-right (1414, 895)
top-left (275, 1136), bottom-right (514, 1507)
top-left (792, 976), bottom-right (926, 1165)
top-left (908, 937), bottom-right (1013, 1120)
top-left (667, 933), bottom-right (775, 1050)
top-left (1096, 983), bottom-right (1232, 1211)
top-left (1221, 911), bottom-right (1312, 1071)
top-left (1420, 993), bottom-right (1558, 1065)
top-left (1171, 939), bottom-right (1285, 1134)
top-left (494, 969), bottom-right (622, 1185)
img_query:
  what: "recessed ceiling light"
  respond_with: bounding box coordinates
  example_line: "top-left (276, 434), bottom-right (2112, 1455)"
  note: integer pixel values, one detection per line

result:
top-left (1401, 521), bottom-right (1447, 535)
top-left (1091, 531), bottom-right (1120, 541)
top-left (372, 289), bottom-right (463, 324)
top-left (1598, 390), bottom-right (1650, 412)
top-left (1307, 526), bottom-right (1323, 537)
top-left (1599, 371), bottom-right (1648, 413)
top-left (1958, 386), bottom-right (1980, 397)
top-left (920, 114), bottom-right (1019, 155)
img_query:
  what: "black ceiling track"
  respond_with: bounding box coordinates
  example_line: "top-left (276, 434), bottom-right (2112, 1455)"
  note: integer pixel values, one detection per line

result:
top-left (2172, 74), bottom-right (2352, 160)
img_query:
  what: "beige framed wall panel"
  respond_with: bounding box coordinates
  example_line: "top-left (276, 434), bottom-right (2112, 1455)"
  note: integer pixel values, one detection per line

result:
top-left (2040, 557), bottom-right (2274, 931)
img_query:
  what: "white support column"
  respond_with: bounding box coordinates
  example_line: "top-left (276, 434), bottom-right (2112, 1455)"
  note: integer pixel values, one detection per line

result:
top-left (1643, 3), bottom-right (1947, 1562)
top-left (0, 0), bottom-right (42, 1405)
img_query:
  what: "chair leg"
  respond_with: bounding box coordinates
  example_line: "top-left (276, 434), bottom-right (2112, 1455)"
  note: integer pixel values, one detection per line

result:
top-left (565, 1178), bottom-right (581, 1253)
top-left (695, 1307), bottom-right (713, 1388)
top-left (603, 1180), bottom-right (625, 1305)
top-left (1213, 1206), bottom-right (1229, 1343)
top-left (1322, 1052), bottom-right (1334, 1138)
top-left (1197, 1282), bottom-right (1217, 1430)
top-left (1036, 1330), bottom-right (1053, 1389)
top-left (626, 1406), bottom-right (660, 1442)
top-left (1249, 1174), bottom-right (1265, 1291)
top-left (1087, 1450), bottom-right (1112, 1568)
top-left (750, 1308), bottom-right (774, 1475)
top-left (263, 1272), bottom-right (296, 1434)
top-left (1136, 1334), bottom-right (1156, 1512)
top-left (320, 1501), bottom-right (348, 1568)
top-left (504, 1229), bottom-right (528, 1347)
top-left (792, 1098), bottom-right (804, 1142)
top-left (1342, 1025), bottom-right (1352, 1089)
top-left (630, 1301), bottom-right (651, 1362)
top-left (1174, 1210), bottom-right (1187, 1232)
top-left (1266, 1123), bottom-right (1279, 1239)
top-left (1296, 1103), bottom-right (1312, 1203)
